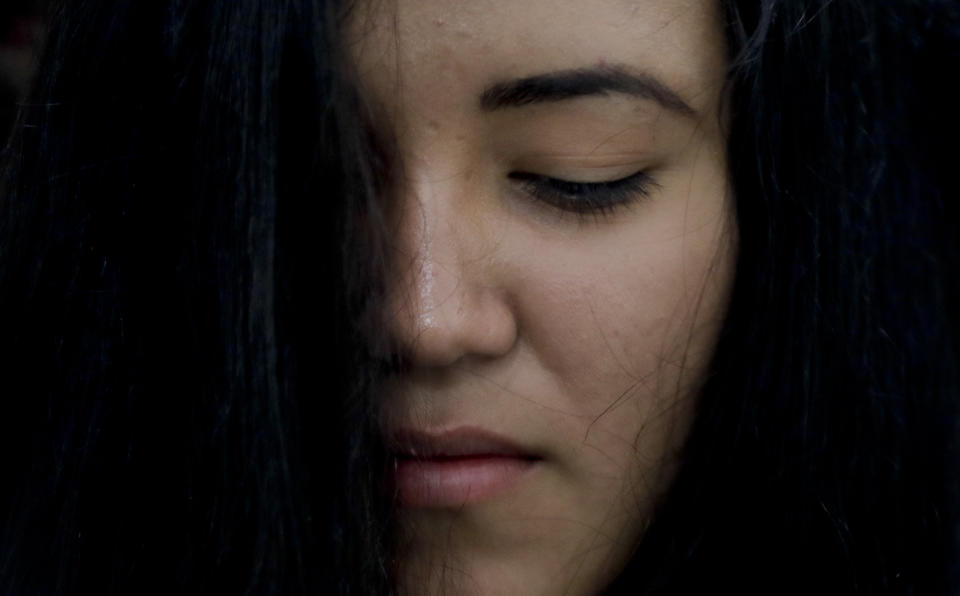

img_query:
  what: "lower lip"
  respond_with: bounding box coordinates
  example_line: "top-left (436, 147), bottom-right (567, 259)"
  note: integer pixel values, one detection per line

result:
top-left (393, 456), bottom-right (537, 507)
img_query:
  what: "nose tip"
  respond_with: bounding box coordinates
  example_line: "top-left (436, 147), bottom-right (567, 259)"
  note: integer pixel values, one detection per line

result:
top-left (386, 202), bottom-right (518, 369)
top-left (388, 250), bottom-right (518, 369)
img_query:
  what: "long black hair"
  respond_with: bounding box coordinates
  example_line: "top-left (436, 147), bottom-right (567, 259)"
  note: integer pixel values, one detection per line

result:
top-left (0, 1), bottom-right (392, 593)
top-left (605, 1), bottom-right (960, 594)
top-left (0, 1), bottom-right (957, 595)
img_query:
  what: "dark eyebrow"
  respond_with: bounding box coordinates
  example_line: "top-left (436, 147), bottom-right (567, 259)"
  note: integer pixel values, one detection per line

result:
top-left (479, 65), bottom-right (696, 117)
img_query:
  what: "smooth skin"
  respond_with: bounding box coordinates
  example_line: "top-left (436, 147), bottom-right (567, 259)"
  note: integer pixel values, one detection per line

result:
top-left (348, 1), bottom-right (736, 593)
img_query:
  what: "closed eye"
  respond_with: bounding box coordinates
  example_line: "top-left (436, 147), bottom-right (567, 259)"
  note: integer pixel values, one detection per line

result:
top-left (508, 170), bottom-right (656, 217)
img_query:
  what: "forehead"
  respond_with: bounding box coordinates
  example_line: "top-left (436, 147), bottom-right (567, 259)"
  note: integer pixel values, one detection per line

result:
top-left (346, 0), bottom-right (727, 115)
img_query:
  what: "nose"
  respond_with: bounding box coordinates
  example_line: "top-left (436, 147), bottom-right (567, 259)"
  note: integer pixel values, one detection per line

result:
top-left (386, 178), bottom-right (518, 369)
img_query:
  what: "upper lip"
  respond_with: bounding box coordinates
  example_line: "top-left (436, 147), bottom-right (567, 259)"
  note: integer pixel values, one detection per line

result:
top-left (386, 426), bottom-right (539, 459)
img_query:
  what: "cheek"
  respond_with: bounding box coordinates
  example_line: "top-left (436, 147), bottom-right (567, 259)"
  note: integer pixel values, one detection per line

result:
top-left (511, 210), bottom-right (733, 419)
top-left (501, 206), bottom-right (735, 556)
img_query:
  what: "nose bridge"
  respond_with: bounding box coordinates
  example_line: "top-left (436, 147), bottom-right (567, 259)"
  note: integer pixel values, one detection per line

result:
top-left (399, 178), bottom-right (465, 328)
top-left (387, 166), bottom-right (517, 368)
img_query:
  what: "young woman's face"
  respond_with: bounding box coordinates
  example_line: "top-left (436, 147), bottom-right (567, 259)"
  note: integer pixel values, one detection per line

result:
top-left (349, 1), bottom-right (735, 593)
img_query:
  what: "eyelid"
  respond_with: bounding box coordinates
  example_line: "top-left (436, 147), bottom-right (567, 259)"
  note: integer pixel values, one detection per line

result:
top-left (508, 169), bottom-right (656, 219)
top-left (511, 156), bottom-right (649, 178)
top-left (509, 169), bottom-right (645, 185)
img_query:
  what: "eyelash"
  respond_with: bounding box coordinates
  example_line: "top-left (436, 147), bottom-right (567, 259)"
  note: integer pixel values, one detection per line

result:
top-left (508, 170), bottom-right (656, 218)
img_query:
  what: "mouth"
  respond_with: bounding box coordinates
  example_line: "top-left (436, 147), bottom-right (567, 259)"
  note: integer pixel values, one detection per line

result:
top-left (386, 426), bottom-right (542, 507)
